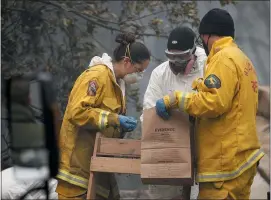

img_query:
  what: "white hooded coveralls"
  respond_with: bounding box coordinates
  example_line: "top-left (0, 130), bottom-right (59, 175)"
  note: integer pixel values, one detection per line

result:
top-left (142, 46), bottom-right (207, 115)
top-left (140, 46), bottom-right (207, 199)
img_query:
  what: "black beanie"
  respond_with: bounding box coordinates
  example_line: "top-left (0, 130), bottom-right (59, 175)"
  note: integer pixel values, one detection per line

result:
top-left (199, 8), bottom-right (235, 38)
top-left (167, 26), bottom-right (196, 51)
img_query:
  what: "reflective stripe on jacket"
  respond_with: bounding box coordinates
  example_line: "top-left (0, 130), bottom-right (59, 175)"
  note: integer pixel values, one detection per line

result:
top-left (57, 62), bottom-right (125, 198)
top-left (165, 37), bottom-right (264, 182)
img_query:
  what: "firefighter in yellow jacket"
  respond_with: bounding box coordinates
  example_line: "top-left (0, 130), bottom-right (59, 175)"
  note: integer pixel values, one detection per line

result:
top-left (155, 9), bottom-right (264, 199)
top-left (56, 33), bottom-right (150, 199)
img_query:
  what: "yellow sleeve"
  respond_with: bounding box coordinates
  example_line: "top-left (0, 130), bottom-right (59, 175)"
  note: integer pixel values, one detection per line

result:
top-left (184, 58), bottom-right (239, 118)
top-left (166, 58), bottom-right (239, 118)
top-left (67, 70), bottom-right (119, 130)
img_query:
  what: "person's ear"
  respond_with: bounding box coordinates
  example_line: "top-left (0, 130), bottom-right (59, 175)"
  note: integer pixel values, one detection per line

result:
top-left (123, 57), bottom-right (132, 69)
top-left (123, 57), bottom-right (130, 64)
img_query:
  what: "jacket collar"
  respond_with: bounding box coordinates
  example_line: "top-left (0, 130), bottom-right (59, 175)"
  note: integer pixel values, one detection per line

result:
top-left (88, 53), bottom-right (125, 96)
top-left (88, 53), bottom-right (115, 75)
top-left (207, 37), bottom-right (237, 64)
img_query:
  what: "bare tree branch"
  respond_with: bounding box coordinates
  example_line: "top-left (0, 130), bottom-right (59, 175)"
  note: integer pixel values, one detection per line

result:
top-left (44, 24), bottom-right (55, 61)
top-left (120, 8), bottom-right (170, 24)
top-left (2, 16), bottom-right (21, 34)
top-left (92, 36), bottom-right (111, 53)
top-left (35, 0), bottom-right (168, 38)
top-left (4, 7), bottom-right (26, 12)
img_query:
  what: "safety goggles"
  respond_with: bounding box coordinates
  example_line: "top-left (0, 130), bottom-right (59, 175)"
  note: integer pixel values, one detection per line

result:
top-left (165, 45), bottom-right (196, 63)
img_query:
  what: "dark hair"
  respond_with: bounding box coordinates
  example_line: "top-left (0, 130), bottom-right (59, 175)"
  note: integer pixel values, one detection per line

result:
top-left (113, 33), bottom-right (150, 64)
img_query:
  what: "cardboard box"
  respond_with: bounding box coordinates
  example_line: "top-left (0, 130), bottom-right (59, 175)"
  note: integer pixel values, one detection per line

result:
top-left (141, 107), bottom-right (194, 185)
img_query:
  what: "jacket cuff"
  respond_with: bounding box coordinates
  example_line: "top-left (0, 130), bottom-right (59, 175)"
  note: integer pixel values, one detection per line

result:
top-left (192, 78), bottom-right (203, 91)
top-left (163, 91), bottom-right (179, 109)
top-left (107, 113), bottom-right (120, 127)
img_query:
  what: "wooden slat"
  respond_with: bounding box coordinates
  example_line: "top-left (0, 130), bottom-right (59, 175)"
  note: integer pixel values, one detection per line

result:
top-left (97, 137), bottom-right (141, 158)
top-left (90, 157), bottom-right (140, 174)
top-left (86, 171), bottom-right (96, 200)
top-left (86, 132), bottom-right (102, 199)
top-left (92, 132), bottom-right (102, 158)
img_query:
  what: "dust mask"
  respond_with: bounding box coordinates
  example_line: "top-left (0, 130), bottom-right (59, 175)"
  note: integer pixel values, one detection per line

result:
top-left (123, 72), bottom-right (144, 84)
top-left (165, 45), bottom-right (197, 75)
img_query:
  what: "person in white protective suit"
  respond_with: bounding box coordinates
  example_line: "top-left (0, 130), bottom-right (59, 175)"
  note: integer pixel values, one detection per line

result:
top-left (141, 26), bottom-right (207, 199)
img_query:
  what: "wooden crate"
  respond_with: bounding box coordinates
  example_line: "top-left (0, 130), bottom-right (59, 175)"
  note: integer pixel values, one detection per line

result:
top-left (87, 133), bottom-right (141, 199)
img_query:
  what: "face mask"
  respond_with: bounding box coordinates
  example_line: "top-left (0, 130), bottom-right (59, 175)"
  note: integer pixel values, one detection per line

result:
top-left (165, 45), bottom-right (197, 75)
top-left (202, 41), bottom-right (209, 56)
top-left (123, 72), bottom-right (144, 84)
top-left (201, 35), bottom-right (210, 56)
top-left (169, 61), bottom-right (188, 75)
top-left (169, 54), bottom-right (196, 75)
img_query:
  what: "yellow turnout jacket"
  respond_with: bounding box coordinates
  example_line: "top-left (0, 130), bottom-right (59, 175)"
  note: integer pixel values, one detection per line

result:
top-left (165, 37), bottom-right (264, 182)
top-left (57, 64), bottom-right (125, 198)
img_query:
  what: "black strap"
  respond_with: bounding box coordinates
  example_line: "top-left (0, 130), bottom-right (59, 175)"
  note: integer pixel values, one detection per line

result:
top-left (189, 115), bottom-right (197, 184)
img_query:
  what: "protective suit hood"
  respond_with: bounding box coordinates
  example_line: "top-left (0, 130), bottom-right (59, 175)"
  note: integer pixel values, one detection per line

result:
top-left (140, 46), bottom-right (207, 122)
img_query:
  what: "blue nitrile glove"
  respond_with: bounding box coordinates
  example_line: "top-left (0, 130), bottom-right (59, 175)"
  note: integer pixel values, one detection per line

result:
top-left (156, 98), bottom-right (170, 120)
top-left (118, 115), bottom-right (137, 132)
